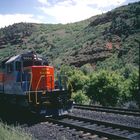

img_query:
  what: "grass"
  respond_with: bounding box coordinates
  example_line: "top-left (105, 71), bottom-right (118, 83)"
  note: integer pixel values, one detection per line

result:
top-left (0, 121), bottom-right (33, 140)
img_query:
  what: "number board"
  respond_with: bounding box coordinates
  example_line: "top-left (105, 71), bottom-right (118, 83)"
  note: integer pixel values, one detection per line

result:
top-left (22, 56), bottom-right (33, 61)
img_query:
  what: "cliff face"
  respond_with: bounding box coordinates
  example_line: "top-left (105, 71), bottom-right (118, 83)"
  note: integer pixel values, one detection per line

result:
top-left (64, 2), bottom-right (140, 67)
top-left (0, 2), bottom-right (139, 68)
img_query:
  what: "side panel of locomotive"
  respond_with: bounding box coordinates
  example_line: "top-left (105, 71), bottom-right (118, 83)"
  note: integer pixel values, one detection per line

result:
top-left (1, 55), bottom-right (25, 95)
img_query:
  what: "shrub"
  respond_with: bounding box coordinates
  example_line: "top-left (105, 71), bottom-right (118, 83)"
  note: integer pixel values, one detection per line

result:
top-left (60, 65), bottom-right (75, 77)
top-left (72, 90), bottom-right (90, 104)
top-left (60, 65), bottom-right (89, 92)
top-left (80, 63), bottom-right (94, 75)
top-left (119, 64), bottom-right (138, 79)
top-left (86, 70), bottom-right (123, 106)
top-left (119, 79), bottom-right (131, 103)
top-left (129, 70), bottom-right (140, 107)
top-left (70, 70), bottom-right (89, 92)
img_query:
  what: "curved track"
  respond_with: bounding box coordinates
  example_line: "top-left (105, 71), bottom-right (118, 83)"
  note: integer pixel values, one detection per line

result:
top-left (46, 115), bottom-right (140, 140)
top-left (74, 104), bottom-right (140, 117)
top-left (0, 102), bottom-right (140, 139)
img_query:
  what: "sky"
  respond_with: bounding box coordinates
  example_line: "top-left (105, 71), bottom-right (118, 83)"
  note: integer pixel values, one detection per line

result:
top-left (0, 0), bottom-right (139, 28)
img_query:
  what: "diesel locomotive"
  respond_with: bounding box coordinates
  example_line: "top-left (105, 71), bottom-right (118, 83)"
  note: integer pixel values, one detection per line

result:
top-left (0, 51), bottom-right (73, 116)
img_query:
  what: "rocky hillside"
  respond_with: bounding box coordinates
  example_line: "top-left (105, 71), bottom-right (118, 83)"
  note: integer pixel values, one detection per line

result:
top-left (0, 2), bottom-right (139, 69)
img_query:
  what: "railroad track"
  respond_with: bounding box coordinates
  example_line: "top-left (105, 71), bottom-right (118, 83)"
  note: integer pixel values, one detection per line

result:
top-left (74, 104), bottom-right (140, 117)
top-left (46, 115), bottom-right (140, 140)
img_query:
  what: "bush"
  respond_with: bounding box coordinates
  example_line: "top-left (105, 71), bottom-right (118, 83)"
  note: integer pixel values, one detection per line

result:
top-left (60, 65), bottom-right (139, 108)
top-left (70, 70), bottom-right (89, 92)
top-left (80, 63), bottom-right (94, 75)
top-left (129, 70), bottom-right (140, 107)
top-left (72, 90), bottom-right (90, 104)
top-left (119, 64), bottom-right (138, 79)
top-left (86, 70), bottom-right (123, 106)
top-left (118, 65), bottom-right (139, 106)
top-left (60, 65), bottom-right (75, 77)
top-left (60, 65), bottom-right (89, 92)
top-left (119, 79), bottom-right (131, 103)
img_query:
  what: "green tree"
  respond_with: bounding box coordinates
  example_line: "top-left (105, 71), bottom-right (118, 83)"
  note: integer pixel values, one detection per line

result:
top-left (80, 63), bottom-right (94, 75)
top-left (60, 65), bottom-right (89, 92)
top-left (119, 79), bottom-right (131, 103)
top-left (72, 90), bottom-right (90, 104)
top-left (119, 64), bottom-right (138, 79)
top-left (86, 70), bottom-right (123, 106)
top-left (129, 70), bottom-right (140, 107)
top-left (60, 65), bottom-right (75, 77)
top-left (69, 70), bottom-right (89, 92)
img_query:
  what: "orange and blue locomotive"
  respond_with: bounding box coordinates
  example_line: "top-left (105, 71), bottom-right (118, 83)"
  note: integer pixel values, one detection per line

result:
top-left (0, 51), bottom-right (73, 116)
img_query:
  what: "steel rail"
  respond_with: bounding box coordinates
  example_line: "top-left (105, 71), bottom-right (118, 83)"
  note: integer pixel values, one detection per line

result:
top-left (46, 115), bottom-right (140, 140)
top-left (74, 104), bottom-right (140, 112)
top-left (74, 104), bottom-right (140, 117)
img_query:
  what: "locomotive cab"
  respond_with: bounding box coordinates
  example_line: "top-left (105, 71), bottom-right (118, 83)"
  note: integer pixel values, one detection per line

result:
top-left (0, 52), bottom-right (73, 116)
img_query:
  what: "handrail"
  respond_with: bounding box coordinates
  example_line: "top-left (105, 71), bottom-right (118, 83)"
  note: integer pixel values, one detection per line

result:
top-left (0, 73), bottom-right (4, 93)
top-left (35, 75), bottom-right (44, 104)
top-left (50, 76), bottom-right (52, 91)
top-left (3, 73), bottom-right (4, 93)
top-left (28, 72), bottom-right (32, 103)
top-left (25, 73), bottom-right (29, 92)
top-left (47, 75), bottom-right (53, 91)
top-left (59, 75), bottom-right (73, 95)
top-left (57, 75), bottom-right (73, 91)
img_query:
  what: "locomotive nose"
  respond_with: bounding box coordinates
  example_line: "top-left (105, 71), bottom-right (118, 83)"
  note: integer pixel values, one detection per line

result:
top-left (31, 66), bottom-right (55, 91)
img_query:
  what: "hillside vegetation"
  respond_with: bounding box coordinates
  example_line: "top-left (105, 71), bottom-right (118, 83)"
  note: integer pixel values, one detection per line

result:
top-left (60, 64), bottom-right (139, 108)
top-left (0, 2), bottom-right (139, 69)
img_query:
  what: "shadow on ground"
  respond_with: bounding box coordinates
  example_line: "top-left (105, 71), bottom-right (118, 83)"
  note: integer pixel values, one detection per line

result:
top-left (0, 102), bottom-right (43, 126)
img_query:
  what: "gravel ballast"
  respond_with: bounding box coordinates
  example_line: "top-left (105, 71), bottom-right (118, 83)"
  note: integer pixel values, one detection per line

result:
top-left (24, 108), bottom-right (140, 139)
top-left (71, 108), bottom-right (140, 128)
top-left (0, 103), bottom-right (140, 140)
top-left (24, 122), bottom-right (101, 140)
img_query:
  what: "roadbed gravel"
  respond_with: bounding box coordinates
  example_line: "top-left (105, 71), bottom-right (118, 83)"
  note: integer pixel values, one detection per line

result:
top-left (70, 108), bottom-right (140, 128)
top-left (0, 103), bottom-right (140, 140)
